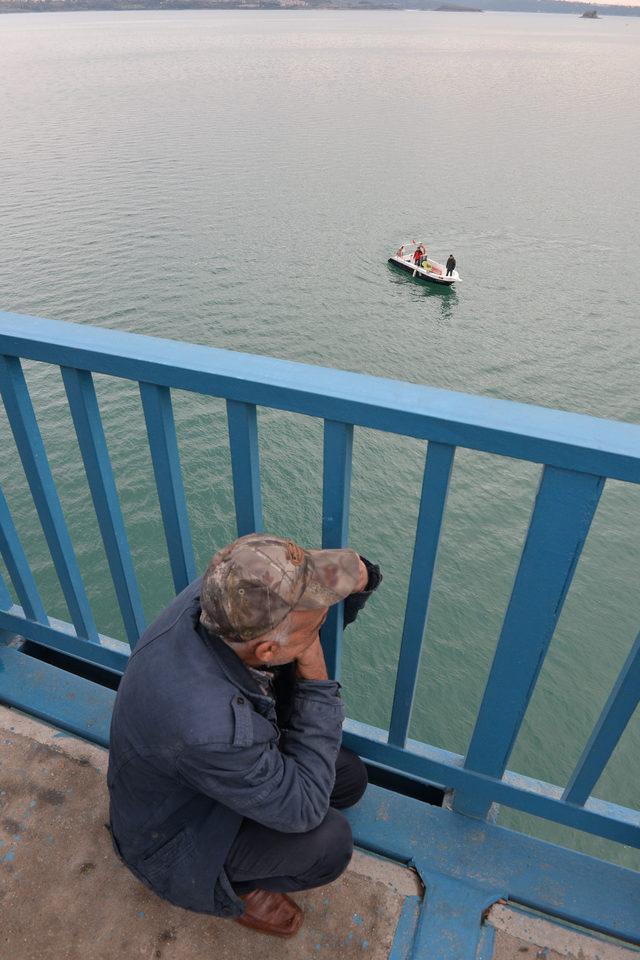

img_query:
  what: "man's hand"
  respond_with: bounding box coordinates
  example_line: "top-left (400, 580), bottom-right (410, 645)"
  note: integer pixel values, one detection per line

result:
top-left (296, 636), bottom-right (329, 681)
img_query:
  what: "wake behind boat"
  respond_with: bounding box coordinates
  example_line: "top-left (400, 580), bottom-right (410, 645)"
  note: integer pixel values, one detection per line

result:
top-left (389, 242), bottom-right (461, 286)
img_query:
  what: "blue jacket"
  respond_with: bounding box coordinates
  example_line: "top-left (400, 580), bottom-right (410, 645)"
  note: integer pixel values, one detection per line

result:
top-left (107, 561), bottom-right (380, 917)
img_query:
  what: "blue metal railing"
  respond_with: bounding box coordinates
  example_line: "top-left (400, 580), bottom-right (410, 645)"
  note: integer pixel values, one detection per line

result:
top-left (0, 312), bottom-right (638, 859)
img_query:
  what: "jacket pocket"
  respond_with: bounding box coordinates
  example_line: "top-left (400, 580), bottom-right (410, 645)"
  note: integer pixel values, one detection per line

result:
top-left (230, 693), bottom-right (254, 747)
top-left (139, 830), bottom-right (194, 886)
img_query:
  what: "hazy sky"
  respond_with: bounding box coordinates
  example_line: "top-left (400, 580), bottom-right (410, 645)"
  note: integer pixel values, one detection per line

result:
top-left (531, 0), bottom-right (638, 6)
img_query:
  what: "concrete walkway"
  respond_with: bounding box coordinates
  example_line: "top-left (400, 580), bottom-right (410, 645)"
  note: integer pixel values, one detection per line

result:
top-left (1, 706), bottom-right (636, 960)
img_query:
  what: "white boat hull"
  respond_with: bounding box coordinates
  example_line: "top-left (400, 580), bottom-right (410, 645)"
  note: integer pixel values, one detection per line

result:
top-left (388, 255), bottom-right (460, 286)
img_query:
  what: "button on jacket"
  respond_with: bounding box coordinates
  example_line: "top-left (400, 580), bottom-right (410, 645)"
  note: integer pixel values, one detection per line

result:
top-left (107, 559), bottom-right (381, 916)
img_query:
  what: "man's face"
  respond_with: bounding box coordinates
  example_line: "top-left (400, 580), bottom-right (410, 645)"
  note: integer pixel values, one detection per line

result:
top-left (245, 605), bottom-right (329, 667)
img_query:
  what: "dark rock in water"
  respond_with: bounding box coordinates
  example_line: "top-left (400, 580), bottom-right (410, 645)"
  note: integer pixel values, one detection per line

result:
top-left (436, 3), bottom-right (483, 9)
top-left (581, 8), bottom-right (600, 16)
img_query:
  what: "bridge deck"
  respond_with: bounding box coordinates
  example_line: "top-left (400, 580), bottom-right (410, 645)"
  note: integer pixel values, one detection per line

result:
top-left (1, 706), bottom-right (636, 960)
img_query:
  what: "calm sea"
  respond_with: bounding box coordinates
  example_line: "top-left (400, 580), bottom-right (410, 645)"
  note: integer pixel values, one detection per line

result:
top-left (1, 9), bottom-right (639, 865)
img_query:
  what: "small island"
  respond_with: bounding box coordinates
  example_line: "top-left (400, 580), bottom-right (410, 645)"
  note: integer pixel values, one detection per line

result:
top-left (436, 3), bottom-right (483, 9)
top-left (581, 8), bottom-right (600, 16)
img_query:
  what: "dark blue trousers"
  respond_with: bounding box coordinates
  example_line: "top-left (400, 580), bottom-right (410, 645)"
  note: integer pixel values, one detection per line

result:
top-left (225, 747), bottom-right (367, 895)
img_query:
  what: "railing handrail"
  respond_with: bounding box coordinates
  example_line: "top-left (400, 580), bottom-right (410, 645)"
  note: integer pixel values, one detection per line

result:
top-left (1, 312), bottom-right (639, 482)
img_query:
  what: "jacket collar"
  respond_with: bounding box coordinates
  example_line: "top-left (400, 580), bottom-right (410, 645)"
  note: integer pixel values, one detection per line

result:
top-left (189, 591), bottom-right (275, 704)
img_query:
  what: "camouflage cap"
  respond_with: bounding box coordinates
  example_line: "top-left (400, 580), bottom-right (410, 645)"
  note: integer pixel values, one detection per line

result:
top-left (200, 533), bottom-right (361, 642)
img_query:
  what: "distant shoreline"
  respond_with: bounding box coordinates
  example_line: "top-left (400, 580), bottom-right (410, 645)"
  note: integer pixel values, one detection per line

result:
top-left (1, 0), bottom-right (639, 13)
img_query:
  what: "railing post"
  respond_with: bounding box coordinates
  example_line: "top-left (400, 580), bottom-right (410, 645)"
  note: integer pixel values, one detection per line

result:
top-left (0, 355), bottom-right (98, 643)
top-left (0, 571), bottom-right (12, 610)
top-left (320, 420), bottom-right (353, 680)
top-left (0, 482), bottom-right (48, 624)
top-left (139, 383), bottom-right (196, 594)
top-left (563, 629), bottom-right (640, 806)
top-left (0, 573), bottom-right (14, 643)
top-left (454, 466), bottom-right (604, 819)
top-left (62, 367), bottom-right (146, 647)
top-left (226, 400), bottom-right (263, 537)
top-left (388, 442), bottom-right (455, 747)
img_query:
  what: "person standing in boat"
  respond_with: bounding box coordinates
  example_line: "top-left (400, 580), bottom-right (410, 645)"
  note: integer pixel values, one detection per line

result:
top-left (446, 254), bottom-right (456, 277)
top-left (413, 243), bottom-right (425, 268)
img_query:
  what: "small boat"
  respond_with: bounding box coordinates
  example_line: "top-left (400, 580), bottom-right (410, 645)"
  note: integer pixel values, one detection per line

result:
top-left (388, 243), bottom-right (461, 286)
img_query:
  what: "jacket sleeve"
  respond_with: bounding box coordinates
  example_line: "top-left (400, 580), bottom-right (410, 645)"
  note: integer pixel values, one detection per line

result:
top-left (343, 556), bottom-right (382, 627)
top-left (176, 680), bottom-right (345, 834)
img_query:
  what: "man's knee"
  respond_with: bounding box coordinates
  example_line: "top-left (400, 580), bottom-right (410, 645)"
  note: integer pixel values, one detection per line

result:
top-left (331, 748), bottom-right (368, 810)
top-left (302, 809), bottom-right (353, 886)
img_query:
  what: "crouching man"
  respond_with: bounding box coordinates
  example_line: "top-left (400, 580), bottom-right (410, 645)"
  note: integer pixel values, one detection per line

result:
top-left (108, 534), bottom-right (381, 937)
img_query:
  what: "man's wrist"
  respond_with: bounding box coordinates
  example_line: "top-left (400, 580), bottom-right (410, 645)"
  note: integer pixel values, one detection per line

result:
top-left (296, 661), bottom-right (329, 681)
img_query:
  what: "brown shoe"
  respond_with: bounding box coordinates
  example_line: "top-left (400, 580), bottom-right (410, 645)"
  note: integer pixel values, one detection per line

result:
top-left (236, 889), bottom-right (303, 938)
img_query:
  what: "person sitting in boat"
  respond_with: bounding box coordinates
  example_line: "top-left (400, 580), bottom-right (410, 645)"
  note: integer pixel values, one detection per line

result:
top-left (413, 244), bottom-right (425, 267)
top-left (446, 254), bottom-right (456, 277)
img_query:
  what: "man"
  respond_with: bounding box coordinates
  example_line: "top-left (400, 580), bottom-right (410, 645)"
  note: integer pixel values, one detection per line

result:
top-left (108, 533), bottom-right (381, 938)
top-left (446, 253), bottom-right (456, 277)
